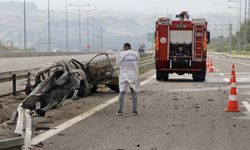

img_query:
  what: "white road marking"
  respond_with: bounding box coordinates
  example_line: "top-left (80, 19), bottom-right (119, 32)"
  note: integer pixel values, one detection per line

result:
top-left (219, 73), bottom-right (224, 76)
top-left (218, 72), bottom-right (230, 82)
top-left (239, 93), bottom-right (250, 95)
top-left (150, 85), bottom-right (250, 92)
top-left (223, 59), bottom-right (250, 67)
top-left (31, 75), bottom-right (155, 146)
top-left (224, 78), bottom-right (229, 82)
top-left (242, 101), bottom-right (250, 112)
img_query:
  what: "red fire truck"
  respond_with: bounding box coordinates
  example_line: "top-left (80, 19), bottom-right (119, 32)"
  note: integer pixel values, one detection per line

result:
top-left (155, 11), bottom-right (210, 81)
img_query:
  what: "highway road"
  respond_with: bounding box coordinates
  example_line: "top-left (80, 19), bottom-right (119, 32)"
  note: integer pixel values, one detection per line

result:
top-left (0, 54), bottom-right (250, 149)
top-left (10, 54), bottom-right (247, 150)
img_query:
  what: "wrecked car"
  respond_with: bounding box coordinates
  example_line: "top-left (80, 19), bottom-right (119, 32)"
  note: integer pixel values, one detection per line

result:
top-left (21, 53), bottom-right (119, 117)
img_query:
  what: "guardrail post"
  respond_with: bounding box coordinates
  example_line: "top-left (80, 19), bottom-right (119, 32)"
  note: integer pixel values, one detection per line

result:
top-left (12, 74), bottom-right (17, 96)
top-left (27, 72), bottom-right (31, 85)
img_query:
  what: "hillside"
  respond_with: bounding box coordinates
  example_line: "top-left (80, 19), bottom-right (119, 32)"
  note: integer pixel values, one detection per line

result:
top-left (0, 1), bottom-right (155, 51)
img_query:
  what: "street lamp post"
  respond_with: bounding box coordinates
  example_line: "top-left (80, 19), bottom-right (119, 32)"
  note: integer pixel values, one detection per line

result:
top-left (48, 0), bottom-right (51, 52)
top-left (228, 6), bottom-right (241, 52)
top-left (229, 0), bottom-right (242, 25)
top-left (69, 4), bottom-right (90, 52)
top-left (228, 6), bottom-right (240, 30)
top-left (245, 0), bottom-right (247, 21)
top-left (65, 0), bottom-right (69, 52)
top-left (222, 13), bottom-right (232, 54)
top-left (23, 0), bottom-right (26, 51)
top-left (92, 16), bottom-right (95, 51)
top-left (86, 11), bottom-right (90, 50)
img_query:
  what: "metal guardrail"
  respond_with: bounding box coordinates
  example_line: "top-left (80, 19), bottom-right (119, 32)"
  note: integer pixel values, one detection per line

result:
top-left (0, 136), bottom-right (24, 150)
top-left (0, 53), bottom-right (154, 97)
top-left (209, 52), bottom-right (250, 61)
top-left (0, 51), bottom-right (103, 58)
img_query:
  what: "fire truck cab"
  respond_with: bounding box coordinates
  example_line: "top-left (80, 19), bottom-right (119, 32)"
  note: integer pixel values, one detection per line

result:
top-left (155, 11), bottom-right (210, 81)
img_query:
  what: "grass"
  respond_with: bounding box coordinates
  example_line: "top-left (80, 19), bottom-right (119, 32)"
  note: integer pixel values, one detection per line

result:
top-left (208, 49), bottom-right (250, 56)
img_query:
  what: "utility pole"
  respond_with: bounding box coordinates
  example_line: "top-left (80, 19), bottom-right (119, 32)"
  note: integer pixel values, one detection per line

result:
top-left (229, 23), bottom-right (233, 54)
top-left (100, 17), bottom-right (103, 50)
top-left (69, 4), bottom-right (90, 52)
top-left (23, 0), bottom-right (26, 50)
top-left (222, 13), bottom-right (233, 54)
top-left (65, 0), bottom-right (69, 52)
top-left (48, 0), bottom-right (51, 52)
top-left (86, 11), bottom-right (90, 50)
top-left (92, 16), bottom-right (95, 51)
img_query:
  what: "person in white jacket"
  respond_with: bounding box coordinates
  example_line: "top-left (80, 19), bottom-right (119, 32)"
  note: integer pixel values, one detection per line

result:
top-left (116, 43), bottom-right (140, 115)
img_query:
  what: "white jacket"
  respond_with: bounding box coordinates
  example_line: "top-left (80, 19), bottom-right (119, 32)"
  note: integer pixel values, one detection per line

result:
top-left (116, 50), bottom-right (140, 92)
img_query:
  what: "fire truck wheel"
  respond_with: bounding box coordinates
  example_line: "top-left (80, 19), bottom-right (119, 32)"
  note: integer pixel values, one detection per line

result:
top-left (156, 70), bottom-right (169, 81)
top-left (192, 70), bottom-right (206, 82)
top-left (156, 70), bottom-right (162, 80)
top-left (162, 72), bottom-right (169, 81)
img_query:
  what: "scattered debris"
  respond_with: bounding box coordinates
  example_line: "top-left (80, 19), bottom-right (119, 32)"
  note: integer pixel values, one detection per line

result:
top-left (75, 106), bottom-right (82, 109)
top-left (35, 127), bottom-right (50, 131)
top-left (58, 133), bottom-right (66, 136)
top-left (34, 142), bottom-right (44, 148)
top-left (194, 104), bottom-right (199, 111)
top-left (233, 124), bottom-right (236, 127)
top-left (136, 144), bottom-right (140, 147)
top-left (208, 99), bottom-right (214, 101)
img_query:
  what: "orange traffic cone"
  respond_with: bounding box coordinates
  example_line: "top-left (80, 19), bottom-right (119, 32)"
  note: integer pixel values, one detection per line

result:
top-left (206, 59), bottom-right (210, 68)
top-left (208, 59), bottom-right (214, 72)
top-left (230, 64), bottom-right (236, 84)
top-left (224, 76), bottom-right (240, 112)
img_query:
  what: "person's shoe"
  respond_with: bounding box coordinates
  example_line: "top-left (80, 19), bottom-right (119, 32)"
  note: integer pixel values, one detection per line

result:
top-left (116, 111), bottom-right (123, 116)
top-left (132, 111), bottom-right (138, 116)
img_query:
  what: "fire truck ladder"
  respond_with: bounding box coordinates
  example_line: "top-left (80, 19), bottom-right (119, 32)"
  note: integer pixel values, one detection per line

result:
top-left (194, 24), bottom-right (203, 61)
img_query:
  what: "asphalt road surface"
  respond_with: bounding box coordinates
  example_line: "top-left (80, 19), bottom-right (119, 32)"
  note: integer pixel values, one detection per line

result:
top-left (2, 54), bottom-right (250, 150)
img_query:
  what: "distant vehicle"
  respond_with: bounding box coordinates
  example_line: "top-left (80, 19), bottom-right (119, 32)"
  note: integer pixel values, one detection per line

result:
top-left (53, 49), bottom-right (63, 52)
top-left (137, 43), bottom-right (145, 53)
top-left (155, 11), bottom-right (210, 81)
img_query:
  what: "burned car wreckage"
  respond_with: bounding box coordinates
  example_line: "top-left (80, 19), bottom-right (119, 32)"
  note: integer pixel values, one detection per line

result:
top-left (21, 53), bottom-right (119, 117)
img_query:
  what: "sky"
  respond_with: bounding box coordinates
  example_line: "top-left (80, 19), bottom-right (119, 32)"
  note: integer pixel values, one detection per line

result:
top-left (1, 0), bottom-right (241, 16)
